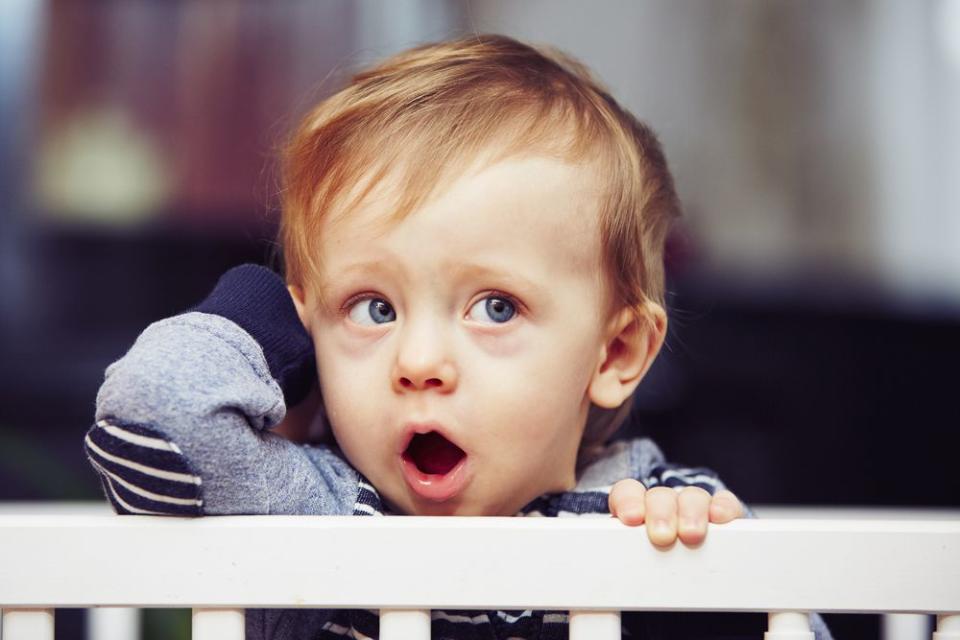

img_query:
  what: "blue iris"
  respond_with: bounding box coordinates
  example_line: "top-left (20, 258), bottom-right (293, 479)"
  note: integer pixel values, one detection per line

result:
top-left (368, 299), bottom-right (396, 323)
top-left (484, 297), bottom-right (515, 323)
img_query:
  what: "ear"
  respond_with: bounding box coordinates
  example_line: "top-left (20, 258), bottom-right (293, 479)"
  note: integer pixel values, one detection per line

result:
top-left (587, 301), bottom-right (667, 409)
top-left (287, 284), bottom-right (312, 335)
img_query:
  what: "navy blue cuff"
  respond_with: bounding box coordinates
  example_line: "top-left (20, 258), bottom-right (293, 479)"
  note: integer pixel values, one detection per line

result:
top-left (190, 264), bottom-right (316, 406)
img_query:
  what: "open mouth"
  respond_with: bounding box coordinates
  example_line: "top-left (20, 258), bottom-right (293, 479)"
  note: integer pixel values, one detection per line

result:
top-left (402, 431), bottom-right (466, 476)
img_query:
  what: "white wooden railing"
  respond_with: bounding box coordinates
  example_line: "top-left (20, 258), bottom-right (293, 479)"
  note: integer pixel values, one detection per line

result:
top-left (0, 505), bottom-right (958, 640)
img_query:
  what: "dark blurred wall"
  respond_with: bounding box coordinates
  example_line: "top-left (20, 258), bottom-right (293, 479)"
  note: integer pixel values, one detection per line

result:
top-left (1, 1), bottom-right (365, 501)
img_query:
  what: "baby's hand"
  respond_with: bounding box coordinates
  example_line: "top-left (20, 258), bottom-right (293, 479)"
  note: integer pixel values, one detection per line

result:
top-left (608, 479), bottom-right (744, 547)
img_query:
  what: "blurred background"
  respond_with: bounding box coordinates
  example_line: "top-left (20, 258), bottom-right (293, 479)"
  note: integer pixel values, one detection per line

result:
top-left (1, 0), bottom-right (958, 638)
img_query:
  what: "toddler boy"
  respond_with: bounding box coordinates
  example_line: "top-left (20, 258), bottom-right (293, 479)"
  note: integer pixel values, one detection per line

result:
top-left (83, 34), bottom-right (831, 640)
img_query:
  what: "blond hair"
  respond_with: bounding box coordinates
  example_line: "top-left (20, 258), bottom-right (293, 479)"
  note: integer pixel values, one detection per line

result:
top-left (279, 34), bottom-right (680, 446)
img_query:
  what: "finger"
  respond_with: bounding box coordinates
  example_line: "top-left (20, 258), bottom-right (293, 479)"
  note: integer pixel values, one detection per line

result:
top-left (608, 479), bottom-right (647, 526)
top-left (676, 486), bottom-right (711, 546)
top-left (644, 486), bottom-right (678, 547)
top-left (709, 490), bottom-right (745, 523)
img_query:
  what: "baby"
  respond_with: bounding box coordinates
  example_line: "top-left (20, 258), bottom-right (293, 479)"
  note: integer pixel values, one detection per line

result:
top-left (83, 34), bottom-right (831, 640)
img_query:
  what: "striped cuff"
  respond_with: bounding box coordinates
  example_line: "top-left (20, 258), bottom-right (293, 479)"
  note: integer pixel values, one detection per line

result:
top-left (83, 419), bottom-right (203, 516)
top-left (641, 463), bottom-right (726, 494)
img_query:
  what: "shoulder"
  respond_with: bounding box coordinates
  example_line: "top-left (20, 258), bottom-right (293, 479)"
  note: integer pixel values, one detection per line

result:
top-left (573, 437), bottom-right (667, 491)
top-left (514, 438), bottom-right (665, 517)
top-left (579, 437), bottom-right (730, 495)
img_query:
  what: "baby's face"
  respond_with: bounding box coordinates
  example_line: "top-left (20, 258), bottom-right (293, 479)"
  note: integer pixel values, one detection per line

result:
top-left (297, 156), bottom-right (616, 516)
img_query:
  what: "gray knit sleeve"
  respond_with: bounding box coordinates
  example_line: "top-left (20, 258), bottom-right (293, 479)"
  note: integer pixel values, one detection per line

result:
top-left (84, 311), bottom-right (358, 517)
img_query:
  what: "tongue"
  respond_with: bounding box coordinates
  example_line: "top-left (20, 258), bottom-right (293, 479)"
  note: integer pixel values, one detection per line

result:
top-left (407, 432), bottom-right (465, 475)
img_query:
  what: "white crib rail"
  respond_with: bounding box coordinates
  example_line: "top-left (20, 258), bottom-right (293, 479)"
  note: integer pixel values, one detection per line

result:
top-left (0, 515), bottom-right (958, 640)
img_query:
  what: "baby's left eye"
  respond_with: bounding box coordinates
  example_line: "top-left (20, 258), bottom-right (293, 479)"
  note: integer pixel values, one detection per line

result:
top-left (466, 295), bottom-right (517, 324)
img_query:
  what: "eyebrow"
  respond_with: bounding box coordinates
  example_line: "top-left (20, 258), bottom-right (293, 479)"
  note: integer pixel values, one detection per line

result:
top-left (446, 263), bottom-right (545, 296)
top-left (319, 260), bottom-right (545, 297)
top-left (327, 261), bottom-right (396, 280)
top-left (315, 261), bottom-right (395, 304)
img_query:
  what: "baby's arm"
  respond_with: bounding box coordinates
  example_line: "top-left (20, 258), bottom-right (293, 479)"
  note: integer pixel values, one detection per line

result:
top-left (83, 265), bottom-right (357, 517)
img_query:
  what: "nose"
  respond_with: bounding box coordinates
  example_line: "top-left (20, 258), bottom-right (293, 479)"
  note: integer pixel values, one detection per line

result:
top-left (392, 317), bottom-right (458, 393)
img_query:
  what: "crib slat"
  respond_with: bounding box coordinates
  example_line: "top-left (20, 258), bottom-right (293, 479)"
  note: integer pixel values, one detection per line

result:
top-left (1, 608), bottom-right (55, 640)
top-left (765, 611), bottom-right (814, 639)
top-left (380, 609), bottom-right (431, 640)
top-left (569, 610), bottom-right (621, 640)
top-left (935, 614), bottom-right (960, 639)
top-left (192, 607), bottom-right (245, 640)
top-left (86, 607), bottom-right (141, 640)
top-left (882, 613), bottom-right (929, 640)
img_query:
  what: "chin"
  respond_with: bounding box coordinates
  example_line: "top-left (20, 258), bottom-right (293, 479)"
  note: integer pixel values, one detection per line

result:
top-left (404, 496), bottom-right (506, 517)
top-left (410, 499), bottom-right (475, 517)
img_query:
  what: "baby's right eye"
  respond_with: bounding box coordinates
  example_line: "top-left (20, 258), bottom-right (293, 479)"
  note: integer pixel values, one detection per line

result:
top-left (346, 297), bottom-right (396, 325)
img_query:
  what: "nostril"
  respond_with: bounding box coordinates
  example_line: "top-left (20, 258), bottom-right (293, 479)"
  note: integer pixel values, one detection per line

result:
top-left (398, 377), bottom-right (443, 389)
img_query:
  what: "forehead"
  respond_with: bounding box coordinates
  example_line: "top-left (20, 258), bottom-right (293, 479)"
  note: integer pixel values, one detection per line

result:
top-left (318, 155), bottom-right (605, 276)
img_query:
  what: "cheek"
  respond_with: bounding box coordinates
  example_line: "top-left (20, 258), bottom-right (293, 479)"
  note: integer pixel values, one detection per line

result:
top-left (317, 377), bottom-right (350, 428)
top-left (312, 335), bottom-right (383, 431)
top-left (314, 354), bottom-right (389, 479)
top-left (470, 331), bottom-right (597, 443)
top-left (479, 324), bottom-right (598, 399)
top-left (469, 325), bottom-right (526, 358)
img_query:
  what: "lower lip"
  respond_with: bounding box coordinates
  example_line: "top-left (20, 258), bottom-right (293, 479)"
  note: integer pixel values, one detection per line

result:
top-left (399, 454), bottom-right (470, 502)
